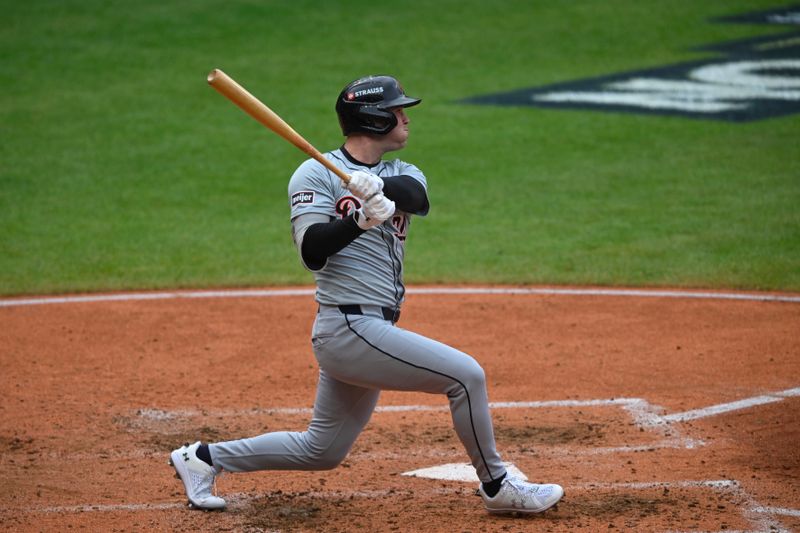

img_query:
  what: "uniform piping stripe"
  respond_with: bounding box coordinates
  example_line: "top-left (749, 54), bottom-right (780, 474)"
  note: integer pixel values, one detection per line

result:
top-left (378, 225), bottom-right (402, 306)
top-left (343, 314), bottom-right (498, 482)
top-left (375, 166), bottom-right (403, 305)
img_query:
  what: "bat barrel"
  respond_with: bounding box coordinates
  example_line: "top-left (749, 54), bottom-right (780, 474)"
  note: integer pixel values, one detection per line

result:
top-left (207, 68), bottom-right (350, 185)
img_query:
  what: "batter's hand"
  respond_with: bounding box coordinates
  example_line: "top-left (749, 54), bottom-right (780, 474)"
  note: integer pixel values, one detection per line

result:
top-left (354, 193), bottom-right (395, 230)
top-left (347, 170), bottom-right (384, 201)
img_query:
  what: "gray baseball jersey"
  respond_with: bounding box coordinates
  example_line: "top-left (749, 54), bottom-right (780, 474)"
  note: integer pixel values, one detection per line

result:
top-left (208, 148), bottom-right (507, 485)
top-left (287, 148), bottom-right (428, 308)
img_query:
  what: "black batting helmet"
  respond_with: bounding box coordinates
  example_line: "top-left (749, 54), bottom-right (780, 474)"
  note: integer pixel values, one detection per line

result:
top-left (335, 75), bottom-right (421, 136)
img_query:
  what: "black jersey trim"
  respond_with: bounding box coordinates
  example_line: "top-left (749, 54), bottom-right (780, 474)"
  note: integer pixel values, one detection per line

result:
top-left (340, 145), bottom-right (381, 168)
top-left (343, 314), bottom-right (497, 482)
top-left (328, 150), bottom-right (386, 183)
top-left (328, 151), bottom-right (358, 173)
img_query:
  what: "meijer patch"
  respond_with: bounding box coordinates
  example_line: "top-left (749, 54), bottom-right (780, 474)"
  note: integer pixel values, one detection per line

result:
top-left (291, 191), bottom-right (315, 206)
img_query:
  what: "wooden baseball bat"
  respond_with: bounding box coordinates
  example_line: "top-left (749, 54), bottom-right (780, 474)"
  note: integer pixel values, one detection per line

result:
top-left (207, 68), bottom-right (350, 185)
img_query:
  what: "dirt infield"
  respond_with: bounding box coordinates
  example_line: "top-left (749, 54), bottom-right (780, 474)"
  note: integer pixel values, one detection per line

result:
top-left (1, 287), bottom-right (799, 532)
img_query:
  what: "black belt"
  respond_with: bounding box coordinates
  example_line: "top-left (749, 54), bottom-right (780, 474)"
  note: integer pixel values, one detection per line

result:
top-left (338, 304), bottom-right (401, 323)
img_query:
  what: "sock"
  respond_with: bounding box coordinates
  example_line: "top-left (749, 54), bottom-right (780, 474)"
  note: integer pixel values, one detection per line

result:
top-left (196, 443), bottom-right (214, 467)
top-left (481, 472), bottom-right (507, 498)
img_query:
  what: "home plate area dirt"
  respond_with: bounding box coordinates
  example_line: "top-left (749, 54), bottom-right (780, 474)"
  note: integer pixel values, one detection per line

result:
top-left (1, 287), bottom-right (798, 532)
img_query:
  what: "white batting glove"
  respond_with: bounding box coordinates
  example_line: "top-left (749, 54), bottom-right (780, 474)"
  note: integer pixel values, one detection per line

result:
top-left (354, 193), bottom-right (395, 230)
top-left (347, 170), bottom-right (384, 201)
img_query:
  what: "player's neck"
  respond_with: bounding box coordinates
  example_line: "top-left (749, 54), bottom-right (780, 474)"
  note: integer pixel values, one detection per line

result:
top-left (343, 136), bottom-right (386, 166)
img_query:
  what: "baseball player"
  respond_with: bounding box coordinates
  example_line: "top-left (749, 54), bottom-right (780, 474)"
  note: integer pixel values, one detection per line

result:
top-left (170, 75), bottom-right (564, 515)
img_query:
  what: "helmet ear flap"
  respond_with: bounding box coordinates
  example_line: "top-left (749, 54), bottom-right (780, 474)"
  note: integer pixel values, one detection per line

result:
top-left (357, 106), bottom-right (397, 135)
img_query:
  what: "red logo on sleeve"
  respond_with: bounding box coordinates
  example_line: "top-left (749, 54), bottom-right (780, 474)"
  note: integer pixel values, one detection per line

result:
top-left (335, 196), bottom-right (362, 218)
top-left (392, 214), bottom-right (409, 241)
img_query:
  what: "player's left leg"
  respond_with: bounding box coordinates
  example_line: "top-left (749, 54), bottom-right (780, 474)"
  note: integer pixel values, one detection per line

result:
top-left (170, 370), bottom-right (380, 510)
top-left (210, 370), bottom-right (380, 471)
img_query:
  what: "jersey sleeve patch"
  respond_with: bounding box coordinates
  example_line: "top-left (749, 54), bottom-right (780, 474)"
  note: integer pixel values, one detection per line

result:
top-left (291, 191), bottom-right (315, 207)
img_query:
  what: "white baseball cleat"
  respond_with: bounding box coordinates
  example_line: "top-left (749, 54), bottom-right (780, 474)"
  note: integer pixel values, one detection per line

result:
top-left (169, 441), bottom-right (226, 511)
top-left (478, 476), bottom-right (564, 514)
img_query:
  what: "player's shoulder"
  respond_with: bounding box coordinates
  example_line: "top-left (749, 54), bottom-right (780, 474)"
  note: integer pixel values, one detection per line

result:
top-left (292, 155), bottom-right (332, 176)
top-left (383, 157), bottom-right (427, 186)
top-left (288, 152), bottom-right (342, 193)
top-left (381, 157), bottom-right (414, 172)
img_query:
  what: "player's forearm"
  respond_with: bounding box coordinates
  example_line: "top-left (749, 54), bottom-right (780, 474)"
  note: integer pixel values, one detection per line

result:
top-left (300, 215), bottom-right (365, 270)
top-left (382, 175), bottom-right (429, 215)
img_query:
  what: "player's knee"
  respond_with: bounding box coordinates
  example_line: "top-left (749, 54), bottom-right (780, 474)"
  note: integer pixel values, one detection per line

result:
top-left (302, 431), bottom-right (355, 470)
top-left (309, 449), bottom-right (347, 470)
top-left (302, 440), bottom-right (349, 470)
top-left (447, 360), bottom-right (486, 396)
top-left (462, 360), bottom-right (487, 390)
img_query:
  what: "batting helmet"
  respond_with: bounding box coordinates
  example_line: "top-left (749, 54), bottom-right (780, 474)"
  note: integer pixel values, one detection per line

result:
top-left (335, 75), bottom-right (421, 136)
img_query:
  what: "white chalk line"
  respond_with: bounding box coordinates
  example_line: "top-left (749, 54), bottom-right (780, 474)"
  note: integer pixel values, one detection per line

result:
top-left (570, 477), bottom-right (799, 527)
top-left (133, 398), bottom-right (652, 419)
top-left (35, 387), bottom-right (793, 463)
top-left (139, 397), bottom-right (660, 418)
top-left (662, 387), bottom-right (800, 423)
top-left (128, 399), bottom-right (691, 458)
top-left (32, 502), bottom-right (185, 513)
top-left (137, 385), bottom-right (798, 434)
top-left (120, 387), bottom-right (798, 467)
top-left (2, 286), bottom-right (800, 307)
top-left (22, 488), bottom-right (459, 515)
top-left (753, 506), bottom-right (800, 518)
top-left (96, 386), bottom-right (792, 473)
top-left (134, 397), bottom-right (683, 452)
top-left (21, 479), bottom-right (797, 532)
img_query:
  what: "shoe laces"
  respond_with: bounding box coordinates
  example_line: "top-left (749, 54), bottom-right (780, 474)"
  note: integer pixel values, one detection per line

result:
top-left (190, 469), bottom-right (212, 494)
top-left (212, 470), bottom-right (224, 497)
top-left (505, 476), bottom-right (547, 497)
top-left (190, 463), bottom-right (222, 498)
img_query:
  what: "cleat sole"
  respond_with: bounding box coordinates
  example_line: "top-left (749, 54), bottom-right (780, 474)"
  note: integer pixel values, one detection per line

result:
top-left (188, 501), bottom-right (225, 512)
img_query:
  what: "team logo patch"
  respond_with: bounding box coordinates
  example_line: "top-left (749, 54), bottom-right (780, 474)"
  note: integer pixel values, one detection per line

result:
top-left (291, 191), bottom-right (315, 207)
top-left (461, 6), bottom-right (800, 122)
top-left (336, 196), bottom-right (361, 218)
top-left (392, 214), bottom-right (409, 241)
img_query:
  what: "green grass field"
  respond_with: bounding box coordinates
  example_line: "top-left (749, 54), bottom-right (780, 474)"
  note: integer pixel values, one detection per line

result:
top-left (2, 0), bottom-right (798, 295)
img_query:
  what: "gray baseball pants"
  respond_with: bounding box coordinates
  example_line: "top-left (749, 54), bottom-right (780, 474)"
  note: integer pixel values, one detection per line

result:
top-left (209, 304), bottom-right (507, 483)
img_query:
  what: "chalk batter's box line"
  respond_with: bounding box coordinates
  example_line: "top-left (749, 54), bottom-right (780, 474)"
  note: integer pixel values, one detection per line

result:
top-left (20, 479), bottom-right (797, 532)
top-left (134, 387), bottom-right (799, 457)
top-left (138, 387), bottom-right (800, 422)
top-left (27, 387), bottom-right (794, 464)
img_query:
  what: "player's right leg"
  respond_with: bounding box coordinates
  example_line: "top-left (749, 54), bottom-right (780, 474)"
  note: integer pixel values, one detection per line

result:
top-left (314, 309), bottom-right (564, 514)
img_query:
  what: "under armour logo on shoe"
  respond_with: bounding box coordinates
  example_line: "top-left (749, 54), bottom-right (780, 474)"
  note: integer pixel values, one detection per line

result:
top-left (182, 452), bottom-right (189, 461)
